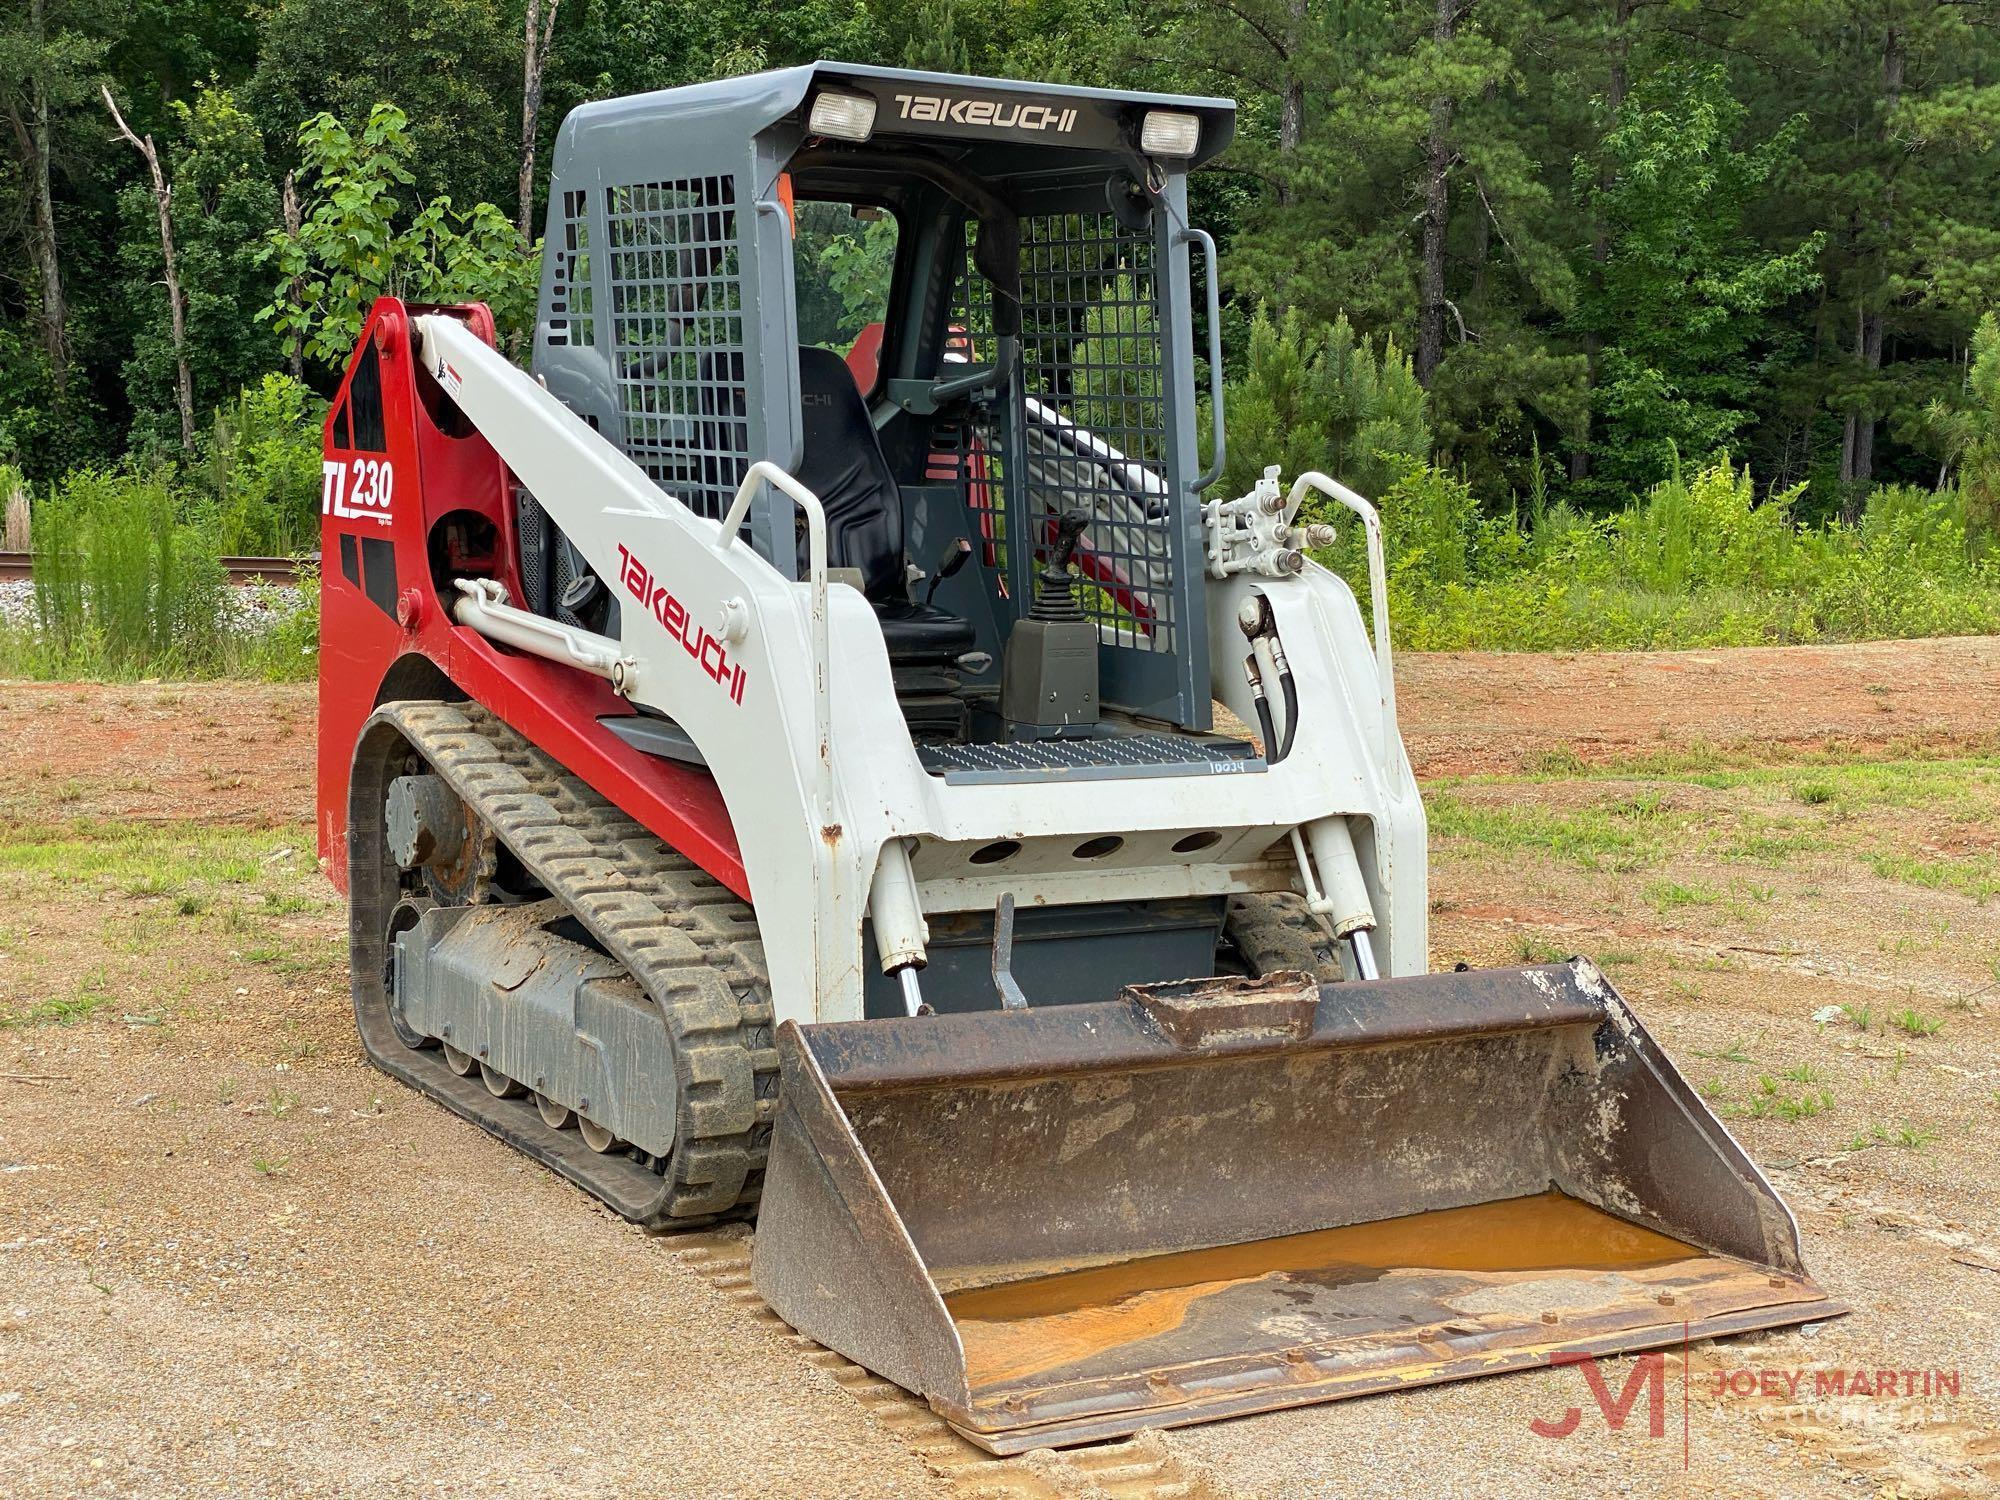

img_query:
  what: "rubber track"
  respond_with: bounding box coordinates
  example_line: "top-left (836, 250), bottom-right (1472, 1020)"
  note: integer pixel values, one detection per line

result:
top-left (1224, 890), bottom-right (1346, 985)
top-left (673, 1231), bottom-right (1233, 1500)
top-left (370, 701), bottom-right (777, 1223)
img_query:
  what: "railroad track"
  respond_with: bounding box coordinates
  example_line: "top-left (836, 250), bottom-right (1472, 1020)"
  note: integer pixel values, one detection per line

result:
top-left (0, 551), bottom-right (311, 584)
top-left (671, 1230), bottom-right (1232, 1500)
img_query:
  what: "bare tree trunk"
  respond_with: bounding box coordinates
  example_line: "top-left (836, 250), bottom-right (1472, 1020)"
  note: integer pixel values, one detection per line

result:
top-left (1417, 0), bottom-right (1459, 388)
top-left (1573, 0), bottom-right (1637, 483)
top-left (1606, 0), bottom-right (1634, 113)
top-left (1468, 178), bottom-right (1490, 304)
top-left (1838, 294), bottom-right (1860, 485)
top-left (1279, 0), bottom-right (1307, 151)
top-left (1269, 0), bottom-right (1308, 208)
top-left (281, 171), bottom-right (306, 381)
top-left (518, 0), bottom-right (562, 240)
top-left (104, 87), bottom-right (195, 449)
top-left (1838, 24), bottom-right (1903, 520)
top-left (1838, 301), bottom-right (1887, 502)
top-left (20, 0), bottom-right (68, 395)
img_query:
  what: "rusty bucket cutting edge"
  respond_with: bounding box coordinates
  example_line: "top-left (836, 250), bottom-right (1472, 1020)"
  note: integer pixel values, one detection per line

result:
top-left (749, 959), bottom-right (1843, 1454)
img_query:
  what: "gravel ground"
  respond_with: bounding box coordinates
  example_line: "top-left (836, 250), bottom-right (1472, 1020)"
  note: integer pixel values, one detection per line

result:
top-left (2, 639), bottom-right (1997, 1498)
top-left (0, 578), bottom-right (303, 634)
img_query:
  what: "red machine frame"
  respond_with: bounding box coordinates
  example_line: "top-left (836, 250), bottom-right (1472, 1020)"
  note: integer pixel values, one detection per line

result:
top-left (314, 297), bottom-right (746, 899)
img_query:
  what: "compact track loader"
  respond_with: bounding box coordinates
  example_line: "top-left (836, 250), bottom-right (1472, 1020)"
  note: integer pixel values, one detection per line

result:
top-left (317, 62), bottom-right (1838, 1452)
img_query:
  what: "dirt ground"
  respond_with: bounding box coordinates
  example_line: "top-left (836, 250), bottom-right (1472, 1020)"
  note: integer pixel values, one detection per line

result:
top-left (2, 638), bottom-right (1997, 1498)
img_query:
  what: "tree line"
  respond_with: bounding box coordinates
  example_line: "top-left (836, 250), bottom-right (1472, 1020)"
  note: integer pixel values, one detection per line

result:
top-left (4, 0), bottom-right (1999, 524)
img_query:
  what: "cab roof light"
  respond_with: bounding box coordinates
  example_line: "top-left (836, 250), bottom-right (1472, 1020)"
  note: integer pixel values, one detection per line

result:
top-left (1139, 109), bottom-right (1200, 159)
top-left (809, 91), bottom-right (878, 143)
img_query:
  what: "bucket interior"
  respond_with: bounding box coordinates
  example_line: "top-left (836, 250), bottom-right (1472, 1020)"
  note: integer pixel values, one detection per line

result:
top-left (943, 1189), bottom-right (1709, 1391)
top-left (753, 965), bottom-right (1842, 1452)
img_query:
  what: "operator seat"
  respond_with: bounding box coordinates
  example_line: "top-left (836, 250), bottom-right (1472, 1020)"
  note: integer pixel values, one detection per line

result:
top-left (796, 345), bottom-right (975, 665)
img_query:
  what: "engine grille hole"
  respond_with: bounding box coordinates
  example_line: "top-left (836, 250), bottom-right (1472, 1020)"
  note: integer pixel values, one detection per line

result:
top-left (1172, 830), bottom-right (1221, 854)
top-left (1072, 835), bottom-right (1124, 860)
top-left (970, 840), bottom-right (1021, 866)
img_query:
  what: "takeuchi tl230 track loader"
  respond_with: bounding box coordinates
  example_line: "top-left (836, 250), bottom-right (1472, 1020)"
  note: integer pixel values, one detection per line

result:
top-left (317, 63), bottom-right (1839, 1452)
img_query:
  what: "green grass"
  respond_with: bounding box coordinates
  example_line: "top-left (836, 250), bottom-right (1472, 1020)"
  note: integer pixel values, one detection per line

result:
top-left (1866, 851), bottom-right (2000, 902)
top-left (0, 820), bottom-right (310, 890)
top-left (1772, 1091), bottom-right (1835, 1122)
top-left (1427, 792), bottom-right (1667, 871)
top-left (1449, 752), bottom-right (1996, 809)
top-left (1, 989), bottom-right (116, 1028)
top-left (1723, 826), bottom-right (1829, 863)
top-left (1843, 1122), bottom-right (1940, 1152)
top-left (1733, 1072), bottom-right (1836, 1121)
top-left (1513, 934), bottom-right (1569, 963)
top-left (1888, 1007), bottom-right (1946, 1038)
top-left (1642, 878), bottom-right (1723, 913)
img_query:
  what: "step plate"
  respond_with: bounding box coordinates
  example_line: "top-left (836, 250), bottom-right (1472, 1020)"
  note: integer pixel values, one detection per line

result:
top-left (917, 732), bottom-right (1260, 785)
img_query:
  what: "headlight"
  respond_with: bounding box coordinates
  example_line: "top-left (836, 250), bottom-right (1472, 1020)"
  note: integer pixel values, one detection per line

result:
top-left (1139, 110), bottom-right (1200, 158)
top-left (808, 91), bottom-right (878, 142)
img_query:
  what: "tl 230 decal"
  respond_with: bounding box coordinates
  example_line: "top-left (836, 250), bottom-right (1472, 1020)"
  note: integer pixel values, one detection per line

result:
top-left (322, 457), bottom-right (395, 526)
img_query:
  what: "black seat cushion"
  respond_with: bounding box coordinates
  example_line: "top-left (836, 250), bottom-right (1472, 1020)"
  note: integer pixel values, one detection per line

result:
top-left (874, 597), bottom-right (976, 664)
top-left (796, 346), bottom-right (974, 664)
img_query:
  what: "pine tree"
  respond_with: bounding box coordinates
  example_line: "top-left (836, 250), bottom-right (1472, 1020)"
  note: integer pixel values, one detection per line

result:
top-left (1723, 0), bottom-right (2000, 510)
top-left (1927, 312), bottom-right (2000, 543)
top-left (1571, 64), bottom-right (1823, 495)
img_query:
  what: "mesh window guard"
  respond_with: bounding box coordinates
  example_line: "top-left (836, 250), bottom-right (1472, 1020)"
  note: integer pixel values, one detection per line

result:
top-left (952, 212), bottom-right (1174, 652)
top-left (604, 176), bottom-right (748, 517)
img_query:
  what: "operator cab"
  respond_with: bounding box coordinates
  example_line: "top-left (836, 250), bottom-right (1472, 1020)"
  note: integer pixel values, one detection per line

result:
top-left (525, 63), bottom-right (1236, 748)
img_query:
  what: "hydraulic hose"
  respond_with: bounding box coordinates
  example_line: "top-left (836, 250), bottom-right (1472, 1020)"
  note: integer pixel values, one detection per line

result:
top-left (1276, 668), bottom-right (1299, 764)
top-left (1245, 653), bottom-right (1279, 763)
top-left (1253, 691), bottom-right (1279, 765)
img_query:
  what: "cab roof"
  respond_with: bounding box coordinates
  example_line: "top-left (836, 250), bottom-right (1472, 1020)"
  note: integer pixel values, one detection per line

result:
top-left (559, 61), bottom-right (1238, 170)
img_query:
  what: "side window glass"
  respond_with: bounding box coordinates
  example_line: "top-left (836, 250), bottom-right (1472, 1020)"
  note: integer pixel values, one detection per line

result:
top-left (792, 200), bottom-right (898, 358)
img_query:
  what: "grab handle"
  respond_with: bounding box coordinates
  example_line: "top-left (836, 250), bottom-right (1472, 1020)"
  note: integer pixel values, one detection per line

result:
top-left (1180, 226), bottom-right (1226, 492)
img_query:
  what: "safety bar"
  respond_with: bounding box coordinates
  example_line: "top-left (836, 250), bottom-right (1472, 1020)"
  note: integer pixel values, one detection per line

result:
top-left (1285, 472), bottom-right (1397, 764)
top-left (716, 461), bottom-right (834, 815)
top-left (1181, 227), bottom-right (1227, 492)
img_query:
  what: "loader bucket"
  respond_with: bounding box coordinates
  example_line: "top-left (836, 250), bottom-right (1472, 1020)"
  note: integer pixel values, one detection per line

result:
top-left (751, 960), bottom-right (1840, 1453)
